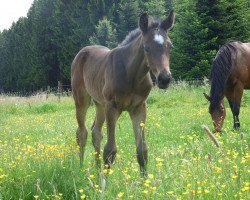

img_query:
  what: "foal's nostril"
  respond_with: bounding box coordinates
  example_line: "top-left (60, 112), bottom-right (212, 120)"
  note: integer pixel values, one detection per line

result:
top-left (159, 77), bottom-right (170, 85)
top-left (157, 72), bottom-right (172, 89)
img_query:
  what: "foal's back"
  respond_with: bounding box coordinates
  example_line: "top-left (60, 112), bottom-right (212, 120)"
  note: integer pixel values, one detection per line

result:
top-left (71, 45), bottom-right (111, 104)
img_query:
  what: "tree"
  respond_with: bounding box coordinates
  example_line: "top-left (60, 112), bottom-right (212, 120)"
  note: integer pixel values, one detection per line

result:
top-left (165, 0), bottom-right (173, 11)
top-left (89, 17), bottom-right (118, 48)
top-left (0, 0), bottom-right (249, 92)
top-left (196, 0), bottom-right (248, 49)
top-left (117, 0), bottom-right (141, 41)
top-left (53, 0), bottom-right (92, 84)
top-left (233, 0), bottom-right (250, 41)
top-left (31, 0), bottom-right (60, 87)
top-left (144, 0), bottom-right (166, 19)
top-left (170, 0), bottom-right (213, 79)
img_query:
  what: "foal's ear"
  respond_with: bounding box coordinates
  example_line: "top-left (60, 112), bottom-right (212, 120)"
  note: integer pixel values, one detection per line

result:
top-left (203, 93), bottom-right (211, 101)
top-left (161, 9), bottom-right (175, 31)
top-left (139, 13), bottom-right (148, 33)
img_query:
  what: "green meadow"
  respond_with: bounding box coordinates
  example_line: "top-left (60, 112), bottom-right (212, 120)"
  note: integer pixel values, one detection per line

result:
top-left (0, 83), bottom-right (249, 199)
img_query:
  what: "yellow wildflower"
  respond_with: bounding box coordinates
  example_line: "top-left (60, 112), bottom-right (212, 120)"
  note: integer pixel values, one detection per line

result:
top-left (117, 192), bottom-right (124, 198)
top-left (89, 174), bottom-right (95, 179)
top-left (140, 122), bottom-right (145, 127)
top-left (156, 162), bottom-right (163, 167)
top-left (232, 175), bottom-right (238, 179)
top-left (0, 174), bottom-right (7, 179)
top-left (151, 187), bottom-right (157, 191)
top-left (148, 174), bottom-right (154, 179)
top-left (156, 157), bottom-right (164, 162)
top-left (142, 190), bottom-right (148, 194)
top-left (204, 189), bottom-right (210, 194)
top-left (79, 189), bottom-right (84, 193)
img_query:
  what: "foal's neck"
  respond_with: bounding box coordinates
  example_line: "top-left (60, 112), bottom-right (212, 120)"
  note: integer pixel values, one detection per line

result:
top-left (123, 35), bottom-right (149, 83)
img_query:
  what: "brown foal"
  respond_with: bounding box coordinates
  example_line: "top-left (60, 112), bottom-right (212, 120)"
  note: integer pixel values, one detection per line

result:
top-left (71, 11), bottom-right (175, 176)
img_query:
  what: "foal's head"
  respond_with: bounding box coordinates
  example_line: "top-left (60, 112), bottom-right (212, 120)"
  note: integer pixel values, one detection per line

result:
top-left (139, 10), bottom-right (175, 89)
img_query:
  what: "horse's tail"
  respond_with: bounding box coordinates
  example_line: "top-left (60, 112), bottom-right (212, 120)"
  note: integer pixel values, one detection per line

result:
top-left (71, 49), bottom-right (88, 93)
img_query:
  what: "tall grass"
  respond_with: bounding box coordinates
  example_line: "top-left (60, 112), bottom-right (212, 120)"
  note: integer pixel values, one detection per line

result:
top-left (0, 84), bottom-right (249, 199)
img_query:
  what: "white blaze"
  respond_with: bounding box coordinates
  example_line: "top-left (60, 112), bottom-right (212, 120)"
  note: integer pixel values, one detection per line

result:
top-left (154, 34), bottom-right (164, 45)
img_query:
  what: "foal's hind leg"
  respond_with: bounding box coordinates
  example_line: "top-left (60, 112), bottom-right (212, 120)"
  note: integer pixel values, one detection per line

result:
top-left (129, 102), bottom-right (148, 178)
top-left (74, 91), bottom-right (91, 165)
top-left (226, 83), bottom-right (243, 130)
top-left (92, 102), bottom-right (105, 169)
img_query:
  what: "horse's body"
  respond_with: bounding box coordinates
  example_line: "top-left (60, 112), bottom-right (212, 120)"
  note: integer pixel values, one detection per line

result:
top-left (71, 11), bottom-right (175, 176)
top-left (204, 41), bottom-right (250, 132)
top-left (73, 45), bottom-right (152, 107)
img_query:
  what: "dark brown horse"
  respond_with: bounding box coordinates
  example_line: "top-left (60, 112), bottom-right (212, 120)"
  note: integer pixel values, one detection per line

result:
top-left (204, 41), bottom-right (250, 132)
top-left (71, 11), bottom-right (175, 176)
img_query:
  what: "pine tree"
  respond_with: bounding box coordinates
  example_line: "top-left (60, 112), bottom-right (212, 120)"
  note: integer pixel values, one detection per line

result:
top-left (231, 0), bottom-right (250, 41)
top-left (165, 0), bottom-right (173, 11)
top-left (117, 0), bottom-right (141, 42)
top-left (53, 0), bottom-right (91, 84)
top-left (196, 0), bottom-right (248, 49)
top-left (31, 0), bottom-right (60, 87)
top-left (144, 0), bottom-right (166, 19)
top-left (171, 0), bottom-right (213, 79)
top-left (0, 0), bottom-right (249, 92)
top-left (89, 17), bottom-right (118, 48)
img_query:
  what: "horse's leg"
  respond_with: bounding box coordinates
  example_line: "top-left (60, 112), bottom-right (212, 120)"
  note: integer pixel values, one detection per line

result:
top-left (103, 102), bottom-right (121, 168)
top-left (74, 91), bottom-right (91, 165)
top-left (92, 102), bottom-right (105, 169)
top-left (129, 102), bottom-right (148, 178)
top-left (226, 83), bottom-right (243, 130)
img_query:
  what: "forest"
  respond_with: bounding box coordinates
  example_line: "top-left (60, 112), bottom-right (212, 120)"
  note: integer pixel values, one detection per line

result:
top-left (0, 0), bottom-right (249, 92)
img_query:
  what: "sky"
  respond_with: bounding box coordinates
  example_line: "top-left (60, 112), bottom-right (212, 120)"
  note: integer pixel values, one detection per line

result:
top-left (0, 0), bottom-right (34, 31)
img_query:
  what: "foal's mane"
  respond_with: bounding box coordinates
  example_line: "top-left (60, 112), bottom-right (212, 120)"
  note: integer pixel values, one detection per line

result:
top-left (209, 41), bottom-right (242, 112)
top-left (119, 28), bottom-right (141, 47)
top-left (118, 19), bottom-right (161, 47)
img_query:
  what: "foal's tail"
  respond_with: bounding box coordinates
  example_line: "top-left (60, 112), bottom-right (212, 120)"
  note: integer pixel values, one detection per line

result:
top-left (71, 49), bottom-right (88, 92)
top-left (71, 49), bottom-right (88, 80)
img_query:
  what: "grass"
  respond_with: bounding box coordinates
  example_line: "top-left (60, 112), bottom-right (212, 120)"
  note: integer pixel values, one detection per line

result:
top-left (0, 83), bottom-right (249, 199)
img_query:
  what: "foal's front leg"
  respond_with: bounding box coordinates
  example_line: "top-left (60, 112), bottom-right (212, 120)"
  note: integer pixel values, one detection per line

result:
top-left (129, 102), bottom-right (148, 178)
top-left (103, 102), bottom-right (121, 168)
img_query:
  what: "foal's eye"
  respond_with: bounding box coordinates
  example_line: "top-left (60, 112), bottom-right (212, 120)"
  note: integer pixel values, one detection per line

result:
top-left (144, 45), bottom-right (150, 53)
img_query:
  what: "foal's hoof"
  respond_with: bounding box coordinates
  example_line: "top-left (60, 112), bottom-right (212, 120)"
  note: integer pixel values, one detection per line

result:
top-left (234, 122), bottom-right (240, 130)
top-left (140, 166), bottom-right (148, 179)
top-left (103, 147), bottom-right (117, 166)
top-left (104, 153), bottom-right (116, 167)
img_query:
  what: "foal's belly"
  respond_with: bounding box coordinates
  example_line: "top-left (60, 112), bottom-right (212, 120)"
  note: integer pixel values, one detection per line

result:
top-left (242, 74), bottom-right (250, 89)
top-left (244, 83), bottom-right (250, 89)
top-left (120, 93), bottom-right (147, 110)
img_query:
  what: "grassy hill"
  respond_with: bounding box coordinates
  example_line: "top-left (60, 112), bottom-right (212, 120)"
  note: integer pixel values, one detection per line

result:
top-left (0, 83), bottom-right (249, 199)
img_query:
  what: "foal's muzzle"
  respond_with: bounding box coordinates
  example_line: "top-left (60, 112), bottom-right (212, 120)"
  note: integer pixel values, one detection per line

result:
top-left (156, 70), bottom-right (172, 89)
